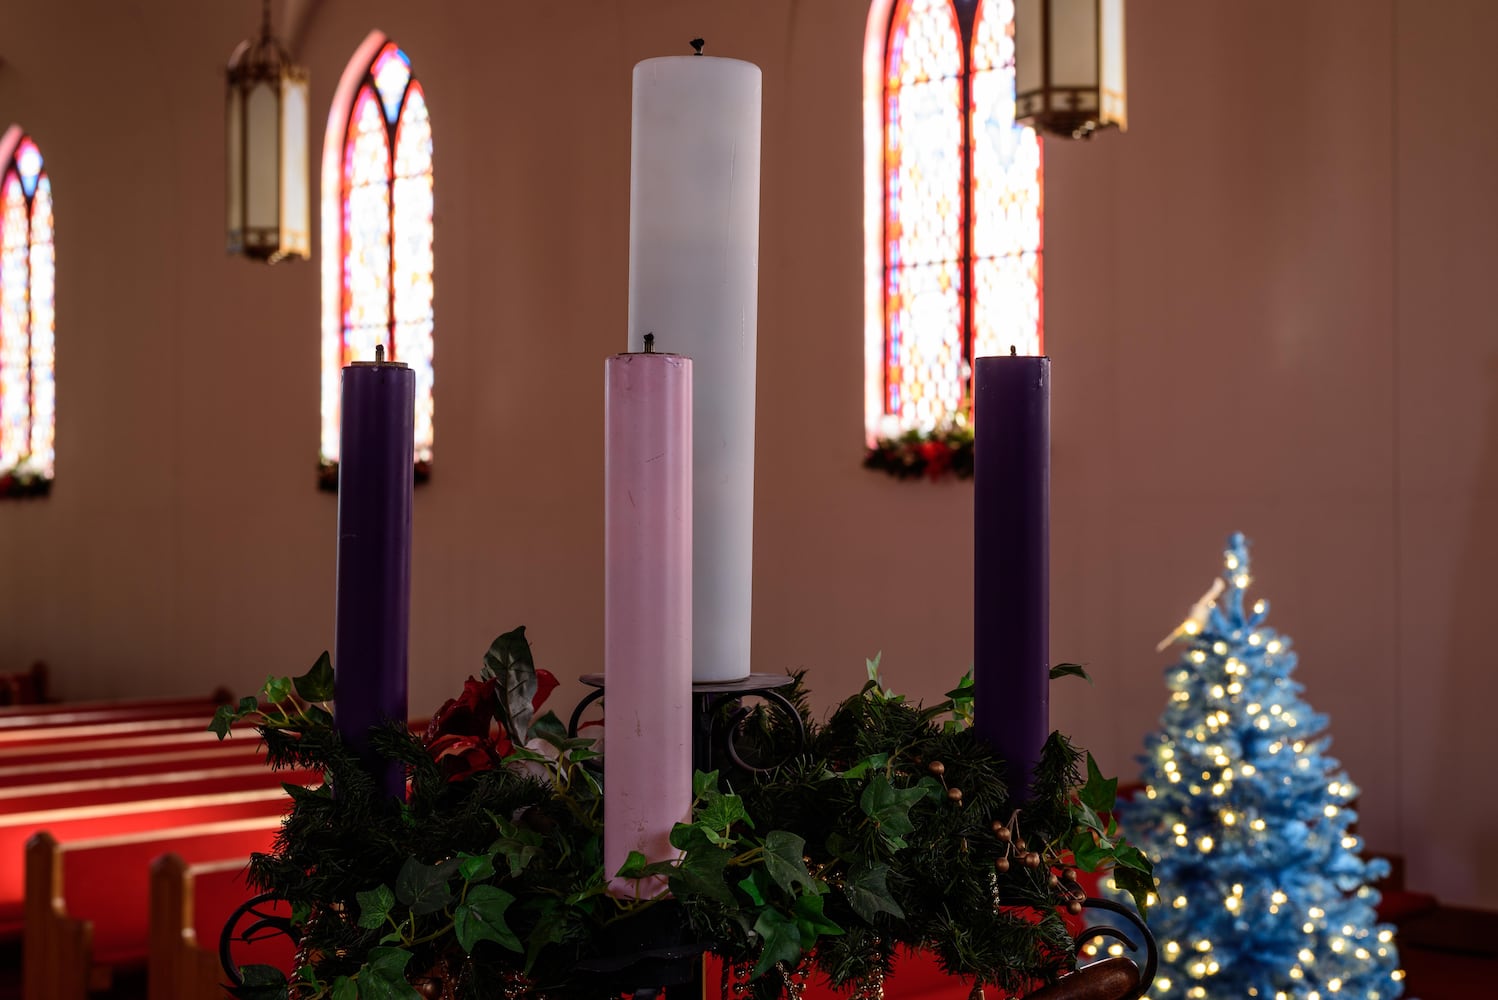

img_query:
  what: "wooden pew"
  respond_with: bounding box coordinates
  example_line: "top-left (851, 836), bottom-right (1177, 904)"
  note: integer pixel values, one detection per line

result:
top-left (0, 726), bottom-right (258, 769)
top-left (0, 742), bottom-right (267, 789)
top-left (149, 854), bottom-right (296, 1000)
top-left (0, 785), bottom-right (306, 935)
top-left (0, 716), bottom-right (228, 749)
top-left (0, 693), bottom-right (228, 725)
top-left (24, 818), bottom-right (284, 1000)
top-left (0, 762), bottom-right (312, 813)
top-left (0, 661), bottom-right (47, 706)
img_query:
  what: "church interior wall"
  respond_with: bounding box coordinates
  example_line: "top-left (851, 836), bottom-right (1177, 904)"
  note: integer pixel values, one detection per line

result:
top-left (1, 0), bottom-right (1493, 907)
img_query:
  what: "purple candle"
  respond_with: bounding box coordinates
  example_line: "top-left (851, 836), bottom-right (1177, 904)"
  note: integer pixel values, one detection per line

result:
top-left (973, 353), bottom-right (1050, 804)
top-left (334, 346), bottom-right (414, 801)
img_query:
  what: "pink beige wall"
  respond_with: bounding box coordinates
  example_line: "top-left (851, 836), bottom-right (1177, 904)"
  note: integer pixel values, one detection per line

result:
top-left (1, 0), bottom-right (1494, 907)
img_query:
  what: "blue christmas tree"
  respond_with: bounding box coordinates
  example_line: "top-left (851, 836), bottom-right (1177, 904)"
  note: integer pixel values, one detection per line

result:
top-left (1117, 533), bottom-right (1407, 1000)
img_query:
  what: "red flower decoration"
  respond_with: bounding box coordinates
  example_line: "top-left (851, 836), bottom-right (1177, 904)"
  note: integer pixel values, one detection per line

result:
top-left (425, 676), bottom-right (499, 741)
top-left (423, 676), bottom-right (511, 782)
top-left (917, 440), bottom-right (953, 481)
top-left (420, 670), bottom-right (562, 783)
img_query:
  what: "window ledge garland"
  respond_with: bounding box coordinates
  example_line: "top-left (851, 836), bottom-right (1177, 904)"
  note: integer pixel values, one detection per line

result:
top-left (0, 462), bottom-right (52, 499)
top-left (318, 458), bottom-right (433, 492)
top-left (863, 424), bottom-right (975, 482)
top-left (211, 627), bottom-right (1152, 1000)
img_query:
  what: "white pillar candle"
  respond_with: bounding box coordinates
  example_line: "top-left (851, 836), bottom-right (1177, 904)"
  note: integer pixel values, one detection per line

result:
top-left (604, 349), bottom-right (693, 899)
top-left (628, 51), bottom-right (762, 684)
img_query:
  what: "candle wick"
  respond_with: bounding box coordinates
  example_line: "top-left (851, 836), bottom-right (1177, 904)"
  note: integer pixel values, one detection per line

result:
top-left (644, 333), bottom-right (656, 354)
top-left (1009, 344), bottom-right (1017, 356)
top-left (376, 344), bottom-right (386, 363)
top-left (690, 37), bottom-right (705, 56)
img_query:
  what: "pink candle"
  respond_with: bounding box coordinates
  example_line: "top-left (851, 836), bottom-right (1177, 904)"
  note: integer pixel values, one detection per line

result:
top-left (604, 345), bottom-right (692, 899)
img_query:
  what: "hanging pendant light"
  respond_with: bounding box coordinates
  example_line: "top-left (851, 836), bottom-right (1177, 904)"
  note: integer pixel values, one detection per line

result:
top-left (1014, 0), bottom-right (1127, 140)
top-left (226, 0), bottom-right (310, 262)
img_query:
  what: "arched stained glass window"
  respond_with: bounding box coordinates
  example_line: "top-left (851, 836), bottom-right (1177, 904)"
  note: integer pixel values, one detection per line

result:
top-left (321, 32), bottom-right (433, 486)
top-left (0, 127), bottom-right (55, 498)
top-left (865, 0), bottom-right (1042, 445)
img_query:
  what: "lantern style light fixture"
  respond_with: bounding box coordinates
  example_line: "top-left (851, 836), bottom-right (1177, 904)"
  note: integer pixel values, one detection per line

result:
top-left (1015, 0), bottom-right (1127, 140)
top-left (226, 0), bottom-right (310, 262)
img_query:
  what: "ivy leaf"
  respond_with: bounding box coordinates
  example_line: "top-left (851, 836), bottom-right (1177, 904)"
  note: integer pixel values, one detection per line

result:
top-left (792, 892), bottom-right (844, 945)
top-left (762, 830), bottom-right (815, 895)
top-left (331, 977), bottom-right (357, 1000)
top-left (824, 831), bottom-right (860, 861)
top-left (356, 884), bottom-right (396, 929)
top-left (669, 841), bottom-right (734, 905)
top-left (1050, 662), bottom-right (1093, 684)
top-left (1071, 832), bottom-right (1114, 872)
top-left (668, 826), bottom-right (730, 895)
top-left (737, 871), bottom-right (767, 907)
top-left (860, 775), bottom-right (926, 843)
top-left (842, 863), bottom-right (904, 923)
top-left (1070, 799), bottom-right (1106, 836)
top-left (263, 675), bottom-right (293, 705)
top-left (489, 821), bottom-right (543, 877)
top-left (614, 851), bottom-right (650, 880)
top-left (669, 822), bottom-right (712, 853)
top-left (697, 789), bottom-right (751, 842)
top-left (525, 712), bottom-right (597, 755)
top-left (209, 697), bottom-right (259, 739)
top-left (1079, 753), bottom-right (1117, 814)
top-left (837, 754), bottom-right (889, 781)
top-left (523, 902), bottom-right (569, 973)
top-left (1112, 842), bottom-right (1153, 873)
top-left (293, 651), bottom-right (335, 702)
top-left (943, 675), bottom-right (975, 701)
top-left (752, 908), bottom-right (805, 979)
top-left (693, 770), bottom-right (720, 800)
top-left (359, 948), bottom-right (421, 1000)
top-left (457, 852), bottom-right (496, 883)
top-left (1113, 864), bottom-right (1156, 918)
top-left (454, 884), bottom-right (521, 954)
top-left (234, 965), bottom-right (289, 1000)
top-left (394, 857), bottom-right (458, 916)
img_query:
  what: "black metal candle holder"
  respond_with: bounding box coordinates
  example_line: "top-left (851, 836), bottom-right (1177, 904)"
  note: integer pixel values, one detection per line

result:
top-left (568, 672), bottom-right (808, 776)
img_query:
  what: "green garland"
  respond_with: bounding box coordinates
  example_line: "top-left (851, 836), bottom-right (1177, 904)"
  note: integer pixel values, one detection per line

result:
top-left (0, 462), bottom-right (52, 499)
top-left (212, 630), bottom-right (1151, 1000)
top-left (863, 425), bottom-right (974, 481)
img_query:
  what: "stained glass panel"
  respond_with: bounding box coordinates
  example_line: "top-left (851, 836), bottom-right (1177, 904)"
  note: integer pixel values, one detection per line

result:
top-left (372, 45), bottom-right (412, 125)
top-left (885, 0), bottom-right (964, 431)
top-left (321, 38), bottom-right (434, 472)
top-left (0, 133), bottom-right (55, 489)
top-left (27, 177), bottom-right (54, 477)
top-left (0, 173), bottom-right (27, 471)
top-left (343, 86), bottom-right (392, 371)
top-left (869, 0), bottom-right (1044, 441)
top-left (971, 0), bottom-right (1042, 360)
top-left (392, 82), bottom-right (435, 465)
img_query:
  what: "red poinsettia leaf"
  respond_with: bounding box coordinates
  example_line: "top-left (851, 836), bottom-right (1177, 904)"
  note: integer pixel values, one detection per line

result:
top-left (423, 676), bottom-right (498, 744)
top-left (440, 743), bottom-right (500, 783)
top-left (531, 669), bottom-right (559, 713)
top-left (425, 733), bottom-right (483, 760)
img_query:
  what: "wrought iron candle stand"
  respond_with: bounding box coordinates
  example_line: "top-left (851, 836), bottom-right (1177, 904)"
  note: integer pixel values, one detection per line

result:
top-left (567, 672), bottom-right (808, 777)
